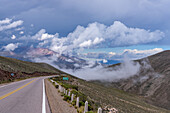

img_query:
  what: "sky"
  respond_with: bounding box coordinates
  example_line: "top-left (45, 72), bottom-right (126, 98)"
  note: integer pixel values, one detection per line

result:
top-left (0, 0), bottom-right (170, 62)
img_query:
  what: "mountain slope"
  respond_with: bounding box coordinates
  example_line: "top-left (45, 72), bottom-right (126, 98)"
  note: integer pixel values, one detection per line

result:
top-left (51, 74), bottom-right (170, 113)
top-left (0, 56), bottom-right (62, 83)
top-left (109, 50), bottom-right (170, 109)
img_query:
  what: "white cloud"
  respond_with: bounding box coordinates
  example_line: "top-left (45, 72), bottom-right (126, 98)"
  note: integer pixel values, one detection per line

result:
top-left (32, 29), bottom-right (46, 40)
top-left (79, 40), bottom-right (92, 47)
top-left (0, 18), bottom-right (12, 25)
top-left (3, 43), bottom-right (20, 51)
top-left (79, 37), bottom-right (104, 48)
top-left (103, 59), bottom-right (108, 63)
top-left (0, 19), bottom-right (23, 31)
top-left (64, 57), bottom-right (141, 81)
top-left (11, 35), bottom-right (16, 39)
top-left (104, 21), bottom-right (164, 46)
top-left (122, 48), bottom-right (164, 59)
top-left (36, 21), bottom-right (164, 54)
top-left (93, 37), bottom-right (104, 45)
top-left (15, 27), bottom-right (24, 31)
top-left (40, 33), bottom-right (54, 40)
top-left (123, 48), bottom-right (163, 55)
top-left (109, 52), bottom-right (116, 55)
top-left (19, 31), bottom-right (24, 34)
top-left (32, 29), bottom-right (58, 41)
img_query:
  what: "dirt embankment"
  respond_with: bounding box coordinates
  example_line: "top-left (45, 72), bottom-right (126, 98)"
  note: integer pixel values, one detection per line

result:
top-left (0, 69), bottom-right (57, 83)
top-left (45, 79), bottom-right (77, 113)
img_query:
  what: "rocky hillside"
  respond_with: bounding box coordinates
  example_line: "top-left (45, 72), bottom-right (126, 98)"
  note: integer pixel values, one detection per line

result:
top-left (0, 56), bottom-right (63, 83)
top-left (109, 50), bottom-right (170, 110)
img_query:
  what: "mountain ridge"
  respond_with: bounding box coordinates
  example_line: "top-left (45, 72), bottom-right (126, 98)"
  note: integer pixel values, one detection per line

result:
top-left (109, 50), bottom-right (170, 109)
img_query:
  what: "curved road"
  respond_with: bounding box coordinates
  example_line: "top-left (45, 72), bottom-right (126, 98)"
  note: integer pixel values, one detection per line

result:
top-left (0, 77), bottom-right (51, 113)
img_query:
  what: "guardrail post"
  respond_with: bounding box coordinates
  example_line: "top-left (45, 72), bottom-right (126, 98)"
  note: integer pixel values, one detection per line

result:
top-left (76, 97), bottom-right (79, 108)
top-left (71, 94), bottom-right (74, 102)
top-left (66, 90), bottom-right (67, 95)
top-left (97, 107), bottom-right (102, 113)
top-left (84, 101), bottom-right (88, 113)
top-left (64, 89), bottom-right (66, 94)
top-left (68, 91), bottom-right (71, 96)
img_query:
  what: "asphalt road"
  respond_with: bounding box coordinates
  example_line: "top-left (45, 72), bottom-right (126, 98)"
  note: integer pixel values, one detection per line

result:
top-left (0, 77), bottom-right (51, 113)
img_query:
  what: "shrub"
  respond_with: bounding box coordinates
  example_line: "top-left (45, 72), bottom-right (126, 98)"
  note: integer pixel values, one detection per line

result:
top-left (79, 101), bottom-right (85, 107)
top-left (88, 104), bottom-right (93, 111)
top-left (61, 83), bottom-right (78, 90)
top-left (86, 111), bottom-right (94, 113)
top-left (77, 106), bottom-right (84, 113)
top-left (69, 105), bottom-right (72, 107)
top-left (71, 89), bottom-right (79, 95)
top-left (63, 95), bottom-right (71, 101)
top-left (71, 100), bottom-right (76, 106)
top-left (55, 85), bottom-right (59, 88)
top-left (71, 85), bottom-right (78, 90)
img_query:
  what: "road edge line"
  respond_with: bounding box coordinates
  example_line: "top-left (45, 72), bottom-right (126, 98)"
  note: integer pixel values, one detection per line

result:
top-left (42, 79), bottom-right (46, 113)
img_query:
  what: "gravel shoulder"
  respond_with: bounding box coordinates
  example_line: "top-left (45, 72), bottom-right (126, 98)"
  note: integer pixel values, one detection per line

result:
top-left (45, 79), bottom-right (77, 113)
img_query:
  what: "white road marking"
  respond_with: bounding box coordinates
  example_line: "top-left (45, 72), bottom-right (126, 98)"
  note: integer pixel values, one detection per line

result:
top-left (42, 79), bottom-right (46, 113)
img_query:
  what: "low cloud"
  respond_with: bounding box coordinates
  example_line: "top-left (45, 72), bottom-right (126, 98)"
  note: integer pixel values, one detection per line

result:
top-left (0, 18), bottom-right (23, 31)
top-left (122, 48), bottom-right (164, 58)
top-left (2, 43), bottom-right (20, 51)
top-left (62, 57), bottom-right (141, 82)
top-left (0, 18), bottom-right (12, 25)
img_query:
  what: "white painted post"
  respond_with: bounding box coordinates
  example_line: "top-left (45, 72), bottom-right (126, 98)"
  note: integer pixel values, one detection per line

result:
top-left (64, 89), bottom-right (66, 94)
top-left (76, 97), bottom-right (79, 108)
top-left (60, 86), bottom-right (63, 92)
top-left (66, 90), bottom-right (67, 95)
top-left (97, 107), bottom-right (102, 113)
top-left (59, 85), bottom-right (61, 91)
top-left (71, 94), bottom-right (74, 102)
top-left (55, 82), bottom-right (58, 85)
top-left (68, 91), bottom-right (71, 96)
top-left (84, 101), bottom-right (88, 113)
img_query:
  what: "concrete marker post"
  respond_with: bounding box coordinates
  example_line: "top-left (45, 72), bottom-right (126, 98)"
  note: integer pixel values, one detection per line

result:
top-left (84, 101), bottom-right (88, 113)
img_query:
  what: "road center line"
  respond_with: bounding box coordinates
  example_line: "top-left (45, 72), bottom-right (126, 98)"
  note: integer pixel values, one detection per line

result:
top-left (0, 79), bottom-right (33, 89)
top-left (0, 79), bottom-right (36, 100)
top-left (42, 79), bottom-right (46, 113)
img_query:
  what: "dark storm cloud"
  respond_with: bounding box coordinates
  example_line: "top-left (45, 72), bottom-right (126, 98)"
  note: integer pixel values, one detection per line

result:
top-left (1, 0), bottom-right (170, 36)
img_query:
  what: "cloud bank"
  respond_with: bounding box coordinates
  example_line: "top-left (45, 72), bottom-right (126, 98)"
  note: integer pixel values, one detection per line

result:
top-left (63, 57), bottom-right (141, 82)
top-left (35, 21), bottom-right (164, 54)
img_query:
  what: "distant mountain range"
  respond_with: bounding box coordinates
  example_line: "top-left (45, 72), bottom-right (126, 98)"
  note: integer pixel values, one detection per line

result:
top-left (0, 48), bottom-right (95, 70)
